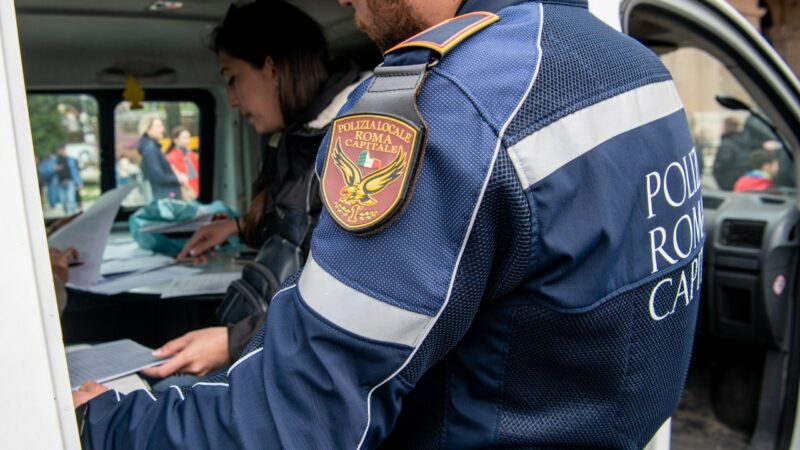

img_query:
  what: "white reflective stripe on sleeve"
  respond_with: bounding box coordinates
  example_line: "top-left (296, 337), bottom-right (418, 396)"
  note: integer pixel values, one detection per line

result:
top-left (508, 80), bottom-right (684, 188)
top-left (191, 382), bottom-right (229, 388)
top-left (170, 385), bottom-right (185, 401)
top-left (299, 254), bottom-right (434, 347)
top-left (227, 347), bottom-right (264, 376)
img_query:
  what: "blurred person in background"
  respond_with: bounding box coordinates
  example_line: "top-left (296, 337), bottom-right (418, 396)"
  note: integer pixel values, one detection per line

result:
top-left (54, 144), bottom-right (82, 214)
top-left (733, 149), bottom-right (780, 192)
top-left (166, 127), bottom-right (200, 200)
top-left (137, 115), bottom-right (181, 200)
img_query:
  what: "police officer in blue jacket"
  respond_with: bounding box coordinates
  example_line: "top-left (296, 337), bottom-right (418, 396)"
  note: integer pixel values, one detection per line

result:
top-left (75, 0), bottom-right (703, 448)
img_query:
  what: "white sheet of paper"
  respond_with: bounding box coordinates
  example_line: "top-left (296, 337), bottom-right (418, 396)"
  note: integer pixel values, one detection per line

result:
top-left (82, 266), bottom-right (202, 296)
top-left (160, 272), bottom-right (242, 298)
top-left (103, 242), bottom-right (153, 261)
top-left (107, 235), bottom-right (135, 245)
top-left (48, 185), bottom-right (135, 287)
top-left (100, 254), bottom-right (174, 276)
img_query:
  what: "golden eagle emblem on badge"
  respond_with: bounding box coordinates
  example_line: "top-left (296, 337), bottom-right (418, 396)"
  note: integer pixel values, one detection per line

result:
top-left (333, 140), bottom-right (406, 207)
top-left (321, 113), bottom-right (424, 233)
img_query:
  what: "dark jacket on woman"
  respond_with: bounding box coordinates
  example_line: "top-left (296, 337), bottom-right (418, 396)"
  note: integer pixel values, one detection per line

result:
top-left (226, 60), bottom-right (362, 359)
top-left (138, 135), bottom-right (181, 200)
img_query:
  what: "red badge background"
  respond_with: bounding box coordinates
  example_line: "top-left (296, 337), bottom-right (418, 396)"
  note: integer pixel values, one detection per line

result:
top-left (321, 114), bottom-right (419, 231)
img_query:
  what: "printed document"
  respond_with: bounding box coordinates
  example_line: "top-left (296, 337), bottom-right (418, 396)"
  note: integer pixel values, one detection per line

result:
top-left (48, 185), bottom-right (135, 286)
top-left (100, 254), bottom-right (174, 276)
top-left (161, 272), bottom-right (242, 298)
top-left (87, 265), bottom-right (202, 296)
top-left (67, 339), bottom-right (165, 390)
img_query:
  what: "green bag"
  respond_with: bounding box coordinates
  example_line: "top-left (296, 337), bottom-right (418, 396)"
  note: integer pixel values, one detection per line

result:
top-left (129, 198), bottom-right (238, 256)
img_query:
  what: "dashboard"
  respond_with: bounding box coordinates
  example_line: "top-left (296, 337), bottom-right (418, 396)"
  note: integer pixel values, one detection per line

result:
top-left (702, 190), bottom-right (799, 349)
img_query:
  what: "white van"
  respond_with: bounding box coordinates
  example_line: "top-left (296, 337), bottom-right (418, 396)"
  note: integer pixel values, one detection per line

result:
top-left (1, 0), bottom-right (799, 448)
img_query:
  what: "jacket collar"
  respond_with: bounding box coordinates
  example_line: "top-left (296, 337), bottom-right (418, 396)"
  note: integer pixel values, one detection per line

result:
top-left (294, 58), bottom-right (361, 129)
top-left (458, 0), bottom-right (588, 14)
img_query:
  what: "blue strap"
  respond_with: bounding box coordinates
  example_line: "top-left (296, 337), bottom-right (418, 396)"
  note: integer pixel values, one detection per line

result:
top-left (383, 12), bottom-right (499, 67)
top-left (458, 0), bottom-right (529, 14)
top-left (459, 0), bottom-right (588, 13)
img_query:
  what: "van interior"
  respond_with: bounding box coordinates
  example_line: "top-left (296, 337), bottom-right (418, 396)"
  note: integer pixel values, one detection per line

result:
top-left (12, 0), bottom-right (800, 448)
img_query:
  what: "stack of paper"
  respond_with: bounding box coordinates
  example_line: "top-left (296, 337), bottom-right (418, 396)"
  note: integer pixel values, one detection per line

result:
top-left (87, 240), bottom-right (202, 295)
top-left (87, 266), bottom-right (201, 296)
top-left (48, 185), bottom-right (208, 295)
top-left (161, 272), bottom-right (242, 298)
top-left (67, 339), bottom-right (166, 389)
top-left (101, 254), bottom-right (175, 277)
top-left (50, 187), bottom-right (242, 296)
top-left (102, 241), bottom-right (153, 261)
top-left (48, 185), bottom-right (134, 287)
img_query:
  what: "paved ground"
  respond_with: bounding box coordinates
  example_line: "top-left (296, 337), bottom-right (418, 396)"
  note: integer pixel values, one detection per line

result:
top-left (670, 341), bottom-right (755, 450)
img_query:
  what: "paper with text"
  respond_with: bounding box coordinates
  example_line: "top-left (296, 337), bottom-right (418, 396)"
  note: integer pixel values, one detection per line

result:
top-left (48, 185), bottom-right (135, 286)
top-left (160, 272), bottom-right (242, 298)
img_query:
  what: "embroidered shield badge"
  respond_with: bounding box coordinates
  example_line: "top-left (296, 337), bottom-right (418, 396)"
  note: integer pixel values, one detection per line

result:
top-left (321, 113), bottom-right (424, 233)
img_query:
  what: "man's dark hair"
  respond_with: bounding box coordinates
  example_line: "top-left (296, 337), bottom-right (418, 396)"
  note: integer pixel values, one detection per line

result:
top-left (748, 149), bottom-right (779, 170)
top-left (211, 1), bottom-right (329, 127)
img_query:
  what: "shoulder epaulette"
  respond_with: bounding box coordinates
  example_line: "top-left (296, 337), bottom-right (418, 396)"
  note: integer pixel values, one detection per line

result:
top-left (384, 11), bottom-right (500, 57)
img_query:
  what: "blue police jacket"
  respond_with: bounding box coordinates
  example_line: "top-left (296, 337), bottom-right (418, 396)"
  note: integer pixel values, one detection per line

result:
top-left (80, 0), bottom-right (702, 448)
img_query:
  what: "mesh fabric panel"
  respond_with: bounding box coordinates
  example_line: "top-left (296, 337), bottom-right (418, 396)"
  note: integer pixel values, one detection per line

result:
top-left (311, 71), bottom-right (497, 315)
top-left (434, 2), bottom-right (538, 131)
top-left (383, 148), bottom-right (531, 448)
top-left (503, 3), bottom-right (672, 147)
top-left (377, 362), bottom-right (447, 450)
top-left (498, 260), bottom-right (699, 448)
top-left (279, 270), bottom-right (302, 291)
top-left (237, 326), bottom-right (266, 362)
top-left (400, 147), bottom-right (531, 384)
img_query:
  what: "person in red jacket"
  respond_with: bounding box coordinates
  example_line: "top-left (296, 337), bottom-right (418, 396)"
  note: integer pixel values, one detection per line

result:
top-left (165, 126), bottom-right (200, 199)
top-left (733, 149), bottom-right (780, 192)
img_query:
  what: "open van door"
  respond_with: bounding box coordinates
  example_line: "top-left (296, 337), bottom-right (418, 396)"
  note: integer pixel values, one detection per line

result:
top-left (3, 0), bottom-right (800, 447)
top-left (0, 0), bottom-right (79, 448)
top-left (622, 0), bottom-right (800, 448)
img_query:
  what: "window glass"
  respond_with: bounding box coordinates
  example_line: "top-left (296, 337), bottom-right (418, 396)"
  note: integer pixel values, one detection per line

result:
top-left (661, 47), bottom-right (794, 193)
top-left (114, 101), bottom-right (201, 207)
top-left (28, 94), bottom-right (100, 219)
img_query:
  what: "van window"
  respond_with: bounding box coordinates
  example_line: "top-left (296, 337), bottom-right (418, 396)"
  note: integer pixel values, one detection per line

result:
top-left (661, 47), bottom-right (794, 193)
top-left (28, 93), bottom-right (100, 218)
top-left (115, 100), bottom-right (202, 207)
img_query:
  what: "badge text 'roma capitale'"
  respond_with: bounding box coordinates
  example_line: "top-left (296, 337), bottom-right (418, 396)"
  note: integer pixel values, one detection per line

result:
top-left (321, 114), bottom-right (423, 233)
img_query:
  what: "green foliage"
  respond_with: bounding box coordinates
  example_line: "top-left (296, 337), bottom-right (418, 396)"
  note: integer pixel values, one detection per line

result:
top-left (27, 95), bottom-right (65, 159)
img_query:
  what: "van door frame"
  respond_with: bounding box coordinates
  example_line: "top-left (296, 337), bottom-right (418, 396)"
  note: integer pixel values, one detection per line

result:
top-left (0, 1), bottom-right (79, 448)
top-left (622, 1), bottom-right (800, 448)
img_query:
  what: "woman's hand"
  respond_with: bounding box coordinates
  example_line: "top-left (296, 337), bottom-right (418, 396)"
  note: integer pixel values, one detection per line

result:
top-left (140, 327), bottom-right (230, 378)
top-left (49, 247), bottom-right (78, 284)
top-left (177, 218), bottom-right (238, 263)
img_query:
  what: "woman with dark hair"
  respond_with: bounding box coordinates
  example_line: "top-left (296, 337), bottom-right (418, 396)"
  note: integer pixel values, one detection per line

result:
top-left (141, 0), bottom-right (363, 381)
